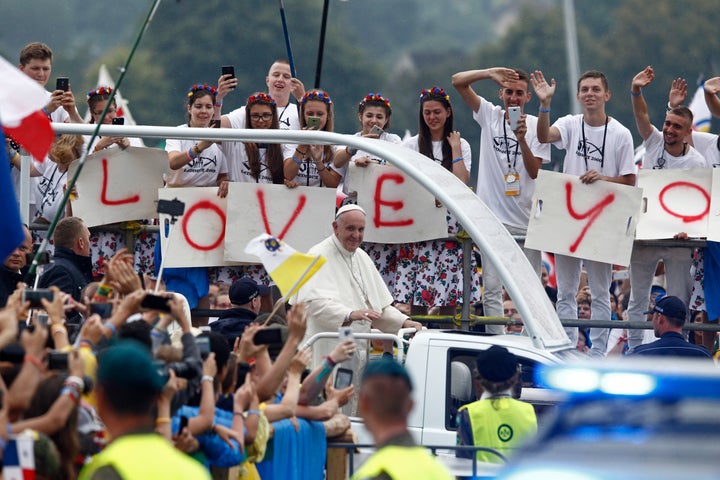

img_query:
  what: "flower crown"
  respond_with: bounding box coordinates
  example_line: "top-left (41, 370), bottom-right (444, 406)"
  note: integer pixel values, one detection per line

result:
top-left (246, 92), bottom-right (276, 106)
top-left (86, 86), bottom-right (113, 100)
top-left (301, 90), bottom-right (332, 105)
top-left (419, 86), bottom-right (450, 103)
top-left (187, 84), bottom-right (217, 97)
top-left (361, 93), bottom-right (391, 110)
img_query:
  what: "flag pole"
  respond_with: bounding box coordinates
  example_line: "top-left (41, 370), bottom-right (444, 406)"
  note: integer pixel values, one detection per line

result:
top-left (27, 0), bottom-right (163, 280)
top-left (263, 254), bottom-right (322, 325)
top-left (278, 0), bottom-right (297, 78)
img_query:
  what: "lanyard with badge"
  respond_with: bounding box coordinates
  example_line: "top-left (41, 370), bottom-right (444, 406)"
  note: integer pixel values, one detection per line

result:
top-left (502, 120), bottom-right (520, 196)
top-left (581, 116), bottom-right (608, 172)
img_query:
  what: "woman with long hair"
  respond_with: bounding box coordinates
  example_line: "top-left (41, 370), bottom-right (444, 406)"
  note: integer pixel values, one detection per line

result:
top-left (283, 89), bottom-right (341, 188)
top-left (395, 86), bottom-right (480, 316)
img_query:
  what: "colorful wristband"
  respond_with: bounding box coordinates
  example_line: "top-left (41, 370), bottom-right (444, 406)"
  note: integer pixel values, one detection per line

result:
top-left (452, 156), bottom-right (463, 164)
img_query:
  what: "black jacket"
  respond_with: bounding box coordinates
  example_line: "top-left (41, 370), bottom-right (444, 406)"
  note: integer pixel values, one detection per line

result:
top-left (210, 307), bottom-right (257, 343)
top-left (0, 267), bottom-right (23, 307)
top-left (38, 246), bottom-right (94, 301)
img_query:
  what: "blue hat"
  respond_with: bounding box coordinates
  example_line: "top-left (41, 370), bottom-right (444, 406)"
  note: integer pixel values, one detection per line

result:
top-left (644, 295), bottom-right (687, 320)
top-left (97, 340), bottom-right (165, 393)
top-left (229, 278), bottom-right (270, 305)
top-left (362, 358), bottom-right (413, 391)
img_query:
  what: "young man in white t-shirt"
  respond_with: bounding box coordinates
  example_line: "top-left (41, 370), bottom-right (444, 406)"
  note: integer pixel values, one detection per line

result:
top-left (626, 67), bottom-right (707, 351)
top-left (452, 67), bottom-right (550, 333)
top-left (531, 69), bottom-right (636, 357)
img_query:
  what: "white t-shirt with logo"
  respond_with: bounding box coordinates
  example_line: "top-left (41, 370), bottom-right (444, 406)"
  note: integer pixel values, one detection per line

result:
top-left (552, 114), bottom-right (635, 178)
top-left (164, 124), bottom-right (227, 187)
top-left (642, 126), bottom-right (706, 170)
top-left (473, 99), bottom-right (550, 229)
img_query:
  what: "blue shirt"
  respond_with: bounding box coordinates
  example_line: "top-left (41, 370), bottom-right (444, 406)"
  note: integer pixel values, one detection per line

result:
top-left (631, 332), bottom-right (712, 358)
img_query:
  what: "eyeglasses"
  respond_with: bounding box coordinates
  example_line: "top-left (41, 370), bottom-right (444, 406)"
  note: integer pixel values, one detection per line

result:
top-left (250, 113), bottom-right (273, 121)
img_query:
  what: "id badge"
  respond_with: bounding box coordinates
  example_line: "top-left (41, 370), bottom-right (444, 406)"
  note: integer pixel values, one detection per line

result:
top-left (504, 172), bottom-right (520, 196)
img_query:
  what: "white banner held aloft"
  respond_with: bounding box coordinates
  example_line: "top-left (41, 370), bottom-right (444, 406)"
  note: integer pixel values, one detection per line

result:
top-left (346, 162), bottom-right (447, 243)
top-left (158, 187), bottom-right (234, 268)
top-left (707, 168), bottom-right (720, 242)
top-left (224, 183), bottom-right (335, 263)
top-left (635, 168), bottom-right (712, 240)
top-left (526, 170), bottom-right (642, 266)
top-left (69, 147), bottom-right (168, 227)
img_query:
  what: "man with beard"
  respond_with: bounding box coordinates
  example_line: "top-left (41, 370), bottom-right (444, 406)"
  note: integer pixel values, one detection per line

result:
top-left (626, 66), bottom-right (706, 352)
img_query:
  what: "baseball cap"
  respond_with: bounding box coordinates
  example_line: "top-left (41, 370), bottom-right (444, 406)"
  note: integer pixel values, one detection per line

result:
top-left (643, 295), bottom-right (687, 320)
top-left (97, 340), bottom-right (165, 393)
top-left (362, 358), bottom-right (413, 391)
top-left (476, 345), bottom-right (518, 382)
top-left (229, 278), bottom-right (270, 305)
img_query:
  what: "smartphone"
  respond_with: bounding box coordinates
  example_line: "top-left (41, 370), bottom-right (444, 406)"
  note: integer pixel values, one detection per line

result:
top-left (339, 326), bottom-right (354, 342)
top-left (508, 106), bottom-right (521, 131)
top-left (221, 65), bottom-right (235, 89)
top-left (111, 117), bottom-right (125, 125)
top-left (48, 351), bottom-right (68, 371)
top-left (306, 116), bottom-right (321, 130)
top-left (211, 119), bottom-right (221, 129)
top-left (334, 367), bottom-right (353, 390)
top-left (179, 415), bottom-right (189, 432)
top-left (36, 313), bottom-right (49, 328)
top-left (369, 125), bottom-right (384, 137)
top-left (89, 302), bottom-right (113, 319)
top-left (56, 77), bottom-right (69, 92)
top-left (236, 362), bottom-right (252, 385)
top-left (140, 293), bottom-right (172, 312)
top-left (195, 336), bottom-right (211, 358)
top-left (253, 326), bottom-right (287, 345)
top-left (22, 289), bottom-right (53, 308)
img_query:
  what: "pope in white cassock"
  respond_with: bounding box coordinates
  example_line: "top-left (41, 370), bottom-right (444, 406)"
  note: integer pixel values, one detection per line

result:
top-left (292, 205), bottom-right (421, 382)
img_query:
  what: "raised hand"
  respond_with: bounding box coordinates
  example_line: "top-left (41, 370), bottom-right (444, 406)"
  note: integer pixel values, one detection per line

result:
top-left (530, 70), bottom-right (556, 103)
top-left (489, 67), bottom-right (520, 88)
top-left (631, 66), bottom-right (654, 90)
top-left (669, 77), bottom-right (687, 108)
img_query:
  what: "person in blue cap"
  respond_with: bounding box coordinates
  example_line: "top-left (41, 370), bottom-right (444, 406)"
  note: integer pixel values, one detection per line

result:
top-left (79, 340), bottom-right (210, 479)
top-left (630, 296), bottom-right (712, 358)
top-left (352, 359), bottom-right (452, 480)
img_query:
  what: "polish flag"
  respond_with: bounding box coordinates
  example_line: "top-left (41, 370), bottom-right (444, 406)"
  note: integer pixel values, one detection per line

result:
top-left (0, 54), bottom-right (54, 161)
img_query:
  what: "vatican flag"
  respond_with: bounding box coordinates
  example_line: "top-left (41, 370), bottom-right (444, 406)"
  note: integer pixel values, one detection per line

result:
top-left (245, 233), bottom-right (325, 299)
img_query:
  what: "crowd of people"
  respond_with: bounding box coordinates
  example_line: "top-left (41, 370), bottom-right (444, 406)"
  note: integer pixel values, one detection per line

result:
top-left (3, 39), bottom-right (720, 478)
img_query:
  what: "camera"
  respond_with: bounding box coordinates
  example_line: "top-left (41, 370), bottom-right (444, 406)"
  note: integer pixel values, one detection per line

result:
top-left (22, 289), bottom-right (53, 308)
top-left (48, 351), bottom-right (68, 371)
top-left (253, 326), bottom-right (288, 345)
top-left (89, 302), bottom-right (113, 319)
top-left (157, 198), bottom-right (186, 217)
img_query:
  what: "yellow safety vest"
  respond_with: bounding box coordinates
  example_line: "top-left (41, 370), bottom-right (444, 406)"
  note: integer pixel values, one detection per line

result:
top-left (459, 398), bottom-right (537, 463)
top-left (79, 433), bottom-right (210, 480)
top-left (351, 445), bottom-right (454, 480)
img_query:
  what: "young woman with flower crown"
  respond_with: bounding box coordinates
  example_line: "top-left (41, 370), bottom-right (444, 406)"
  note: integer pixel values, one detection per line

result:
top-left (166, 84), bottom-right (228, 188)
top-left (82, 87), bottom-right (149, 277)
top-left (159, 84), bottom-right (228, 323)
top-left (395, 86), bottom-right (480, 316)
top-left (331, 93), bottom-right (403, 293)
top-left (282, 89), bottom-right (341, 188)
top-left (214, 93), bottom-right (286, 293)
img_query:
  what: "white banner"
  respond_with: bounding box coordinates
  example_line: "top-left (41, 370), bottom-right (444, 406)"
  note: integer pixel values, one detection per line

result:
top-left (158, 187), bottom-right (233, 268)
top-left (526, 170), bottom-right (642, 266)
top-left (69, 147), bottom-right (168, 227)
top-left (707, 168), bottom-right (720, 242)
top-left (635, 168), bottom-right (712, 240)
top-left (346, 162), bottom-right (447, 243)
top-left (224, 183), bottom-right (335, 263)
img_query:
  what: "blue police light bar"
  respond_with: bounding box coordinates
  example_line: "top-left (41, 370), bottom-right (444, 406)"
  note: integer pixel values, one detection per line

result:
top-left (535, 358), bottom-right (720, 398)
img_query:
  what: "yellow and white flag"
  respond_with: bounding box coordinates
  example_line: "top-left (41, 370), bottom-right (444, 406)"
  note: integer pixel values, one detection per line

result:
top-left (245, 233), bottom-right (325, 299)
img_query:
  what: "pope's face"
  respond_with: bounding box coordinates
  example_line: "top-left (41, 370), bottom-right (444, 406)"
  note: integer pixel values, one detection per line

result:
top-left (333, 210), bottom-right (365, 252)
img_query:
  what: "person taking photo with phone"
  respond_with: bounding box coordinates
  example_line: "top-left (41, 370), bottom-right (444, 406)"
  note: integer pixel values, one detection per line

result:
top-left (283, 90), bottom-right (342, 188)
top-left (452, 67), bottom-right (550, 332)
